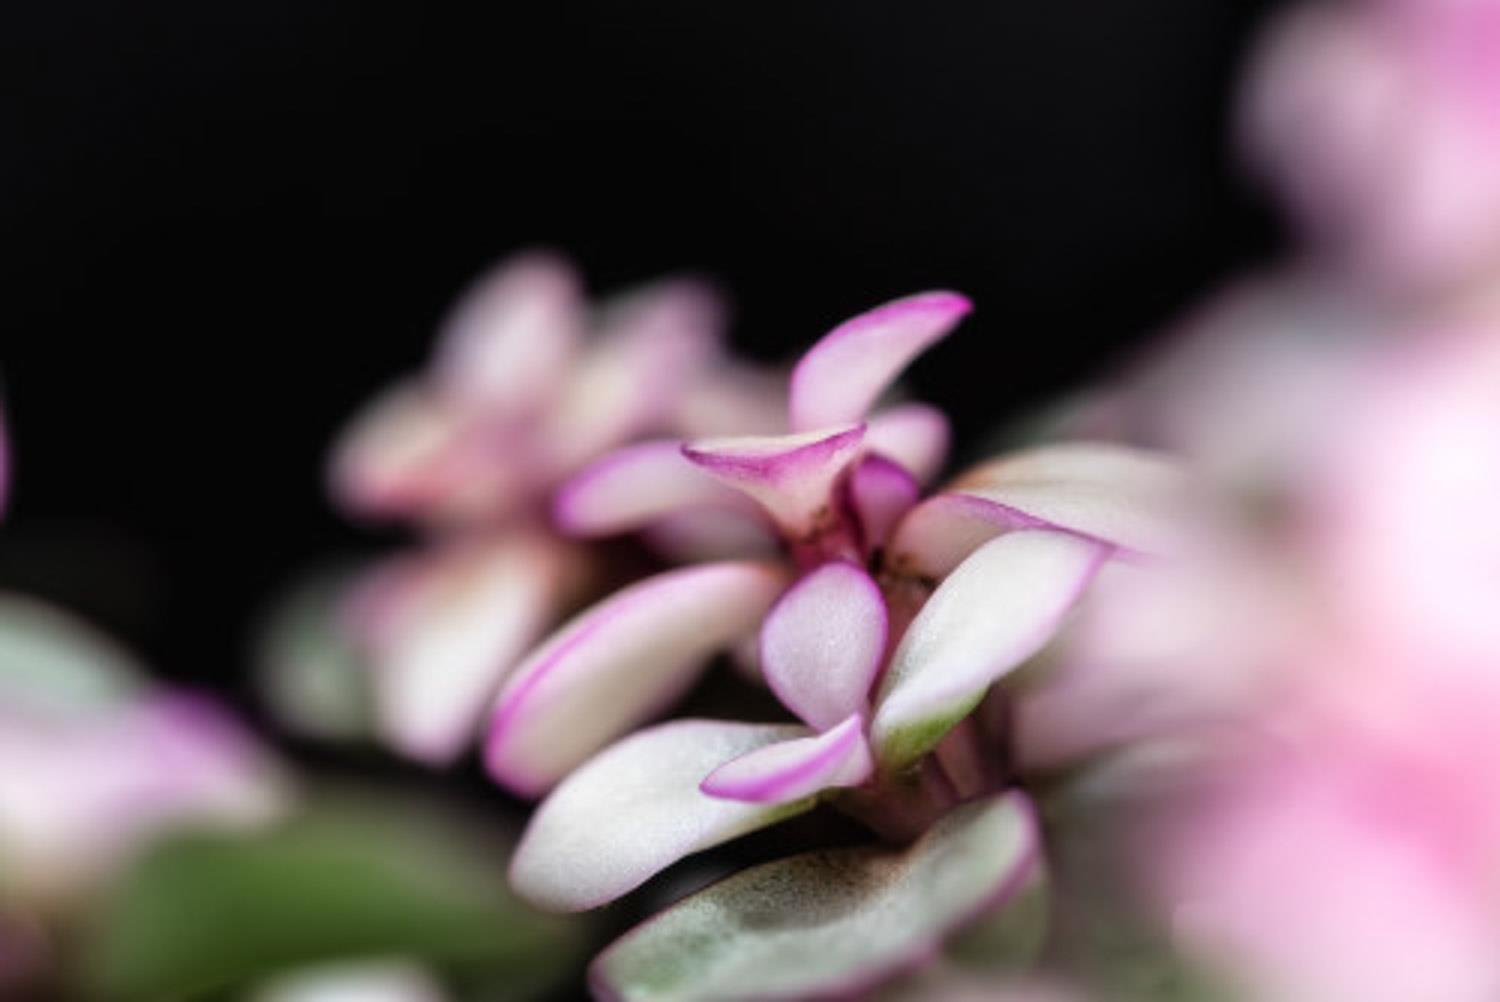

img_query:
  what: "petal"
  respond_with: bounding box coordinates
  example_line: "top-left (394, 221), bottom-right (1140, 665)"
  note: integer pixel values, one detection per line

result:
top-left (682, 425), bottom-right (865, 537)
top-left (355, 535), bottom-right (574, 765)
top-left (509, 720), bottom-right (815, 911)
top-left (873, 531), bottom-right (1107, 771)
top-left (432, 251), bottom-right (584, 417)
top-left (865, 403), bottom-right (952, 483)
top-left (591, 791), bottom-right (1041, 1002)
top-left (701, 713), bottom-right (872, 804)
top-left (760, 562), bottom-right (886, 729)
top-left (544, 278), bottom-right (726, 469)
top-left (788, 291), bottom-right (972, 432)
top-left (848, 453), bottom-right (920, 554)
top-left (553, 440), bottom-right (755, 538)
top-left (888, 442), bottom-right (1187, 579)
top-left (485, 561), bottom-right (789, 796)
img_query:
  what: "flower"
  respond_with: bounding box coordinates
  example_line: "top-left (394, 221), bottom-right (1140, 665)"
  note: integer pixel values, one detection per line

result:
top-left (0, 594), bottom-right (286, 907)
top-left (263, 250), bottom-right (777, 765)
top-left (484, 291), bottom-right (1185, 998)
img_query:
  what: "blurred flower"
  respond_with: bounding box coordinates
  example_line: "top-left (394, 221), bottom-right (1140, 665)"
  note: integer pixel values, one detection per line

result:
top-left (1245, 0), bottom-right (1500, 294)
top-left (0, 595), bottom-right (287, 907)
top-left (485, 291), bottom-right (1186, 998)
top-left (263, 250), bottom-right (778, 766)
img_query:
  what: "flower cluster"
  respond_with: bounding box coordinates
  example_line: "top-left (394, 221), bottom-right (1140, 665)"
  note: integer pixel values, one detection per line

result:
top-left (478, 292), bottom-right (1186, 998)
top-left (265, 251), bottom-right (781, 765)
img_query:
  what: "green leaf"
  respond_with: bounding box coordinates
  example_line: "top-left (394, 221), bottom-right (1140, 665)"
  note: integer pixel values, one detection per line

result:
top-left (78, 789), bottom-right (586, 1001)
top-left (592, 791), bottom-right (1042, 1001)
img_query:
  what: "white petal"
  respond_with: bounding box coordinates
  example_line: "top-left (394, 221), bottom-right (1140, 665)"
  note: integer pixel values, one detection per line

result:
top-left (789, 291), bottom-right (971, 432)
top-left (873, 531), bottom-right (1107, 771)
top-left (760, 562), bottom-right (886, 730)
top-left (889, 442), bottom-right (1187, 578)
top-left (509, 719), bottom-right (814, 911)
top-left (485, 561), bottom-right (789, 796)
top-left (356, 535), bottom-right (574, 765)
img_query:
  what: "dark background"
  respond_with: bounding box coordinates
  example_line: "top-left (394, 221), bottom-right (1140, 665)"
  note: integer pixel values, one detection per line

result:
top-left (0, 1), bottom-right (1285, 697)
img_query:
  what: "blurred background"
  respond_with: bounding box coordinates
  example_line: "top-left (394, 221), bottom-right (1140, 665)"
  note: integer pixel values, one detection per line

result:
top-left (0, 0), bottom-right (1285, 699)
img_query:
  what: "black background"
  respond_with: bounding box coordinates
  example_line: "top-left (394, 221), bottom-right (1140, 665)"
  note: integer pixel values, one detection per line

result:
top-left (0, 1), bottom-right (1284, 697)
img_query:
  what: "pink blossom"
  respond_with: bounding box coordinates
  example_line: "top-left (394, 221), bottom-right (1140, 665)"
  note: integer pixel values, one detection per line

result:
top-left (1244, 0), bottom-right (1500, 293)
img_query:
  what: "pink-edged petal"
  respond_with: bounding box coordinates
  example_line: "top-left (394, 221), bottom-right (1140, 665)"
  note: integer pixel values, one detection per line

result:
top-left (352, 534), bottom-right (575, 766)
top-left (544, 278), bottom-right (726, 469)
top-left (788, 291), bottom-right (972, 432)
top-left (509, 719), bottom-right (815, 911)
top-left (848, 453), bottom-right (920, 554)
top-left (682, 425), bottom-right (865, 537)
top-left (485, 561), bottom-right (789, 796)
top-left (760, 562), bottom-right (886, 729)
top-left (701, 713), bottom-right (872, 804)
top-left (641, 508), bottom-right (781, 563)
top-left (432, 251), bottom-right (584, 417)
top-left (873, 531), bottom-right (1108, 771)
top-left (591, 791), bottom-right (1041, 1002)
top-left (888, 443), bottom-right (1188, 579)
top-left (865, 403), bottom-right (952, 483)
top-left (553, 440), bottom-right (755, 538)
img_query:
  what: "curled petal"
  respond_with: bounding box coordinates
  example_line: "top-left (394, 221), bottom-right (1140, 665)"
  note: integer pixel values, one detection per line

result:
top-left (701, 713), bottom-right (872, 804)
top-left (353, 535), bottom-right (573, 765)
top-left (510, 720), bottom-right (814, 911)
top-left (682, 425), bottom-right (865, 537)
top-left (432, 251), bottom-right (584, 417)
top-left (553, 440), bottom-right (755, 538)
top-left (760, 562), bottom-right (886, 730)
top-left (889, 442), bottom-right (1187, 578)
top-left (848, 454), bottom-right (920, 554)
top-left (865, 403), bottom-right (951, 484)
top-left (486, 561), bottom-right (789, 796)
top-left (789, 291), bottom-right (971, 432)
top-left (544, 279), bottom-right (726, 469)
top-left (873, 531), bottom-right (1107, 771)
top-left (591, 791), bottom-right (1041, 1002)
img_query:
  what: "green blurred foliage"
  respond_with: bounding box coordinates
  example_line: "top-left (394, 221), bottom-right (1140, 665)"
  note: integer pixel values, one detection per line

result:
top-left (75, 789), bottom-right (587, 1001)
